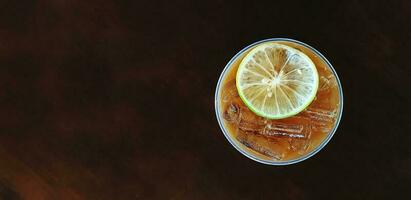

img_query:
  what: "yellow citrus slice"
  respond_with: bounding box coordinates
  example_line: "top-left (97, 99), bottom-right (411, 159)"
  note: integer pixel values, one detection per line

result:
top-left (236, 42), bottom-right (319, 119)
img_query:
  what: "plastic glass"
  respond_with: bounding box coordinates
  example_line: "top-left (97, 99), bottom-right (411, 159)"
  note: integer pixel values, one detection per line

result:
top-left (215, 38), bottom-right (344, 165)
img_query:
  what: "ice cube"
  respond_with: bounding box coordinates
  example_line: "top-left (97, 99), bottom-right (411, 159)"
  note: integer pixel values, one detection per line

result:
top-left (319, 75), bottom-right (337, 93)
top-left (238, 120), bottom-right (264, 133)
top-left (223, 103), bottom-right (240, 124)
top-left (304, 108), bottom-right (336, 125)
top-left (223, 101), bottom-right (265, 128)
top-left (228, 104), bottom-right (313, 140)
top-left (236, 131), bottom-right (285, 160)
top-left (309, 75), bottom-right (339, 111)
top-left (288, 126), bottom-right (312, 155)
top-left (300, 107), bottom-right (337, 132)
top-left (261, 123), bottom-right (308, 139)
top-left (237, 105), bottom-right (266, 131)
top-left (221, 81), bottom-right (239, 103)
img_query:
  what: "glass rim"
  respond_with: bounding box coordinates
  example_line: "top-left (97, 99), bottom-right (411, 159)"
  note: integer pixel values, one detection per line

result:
top-left (214, 38), bottom-right (344, 166)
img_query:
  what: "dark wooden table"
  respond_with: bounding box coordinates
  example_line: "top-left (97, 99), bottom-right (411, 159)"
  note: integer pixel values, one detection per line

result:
top-left (0, 0), bottom-right (410, 199)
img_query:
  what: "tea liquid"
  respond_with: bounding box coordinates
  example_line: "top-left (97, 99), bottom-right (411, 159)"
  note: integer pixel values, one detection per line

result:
top-left (219, 41), bottom-right (341, 161)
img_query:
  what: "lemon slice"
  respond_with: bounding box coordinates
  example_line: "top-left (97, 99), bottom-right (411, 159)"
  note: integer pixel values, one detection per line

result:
top-left (236, 42), bottom-right (319, 119)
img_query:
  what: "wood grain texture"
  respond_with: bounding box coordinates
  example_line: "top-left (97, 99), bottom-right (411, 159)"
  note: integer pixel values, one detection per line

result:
top-left (0, 0), bottom-right (410, 199)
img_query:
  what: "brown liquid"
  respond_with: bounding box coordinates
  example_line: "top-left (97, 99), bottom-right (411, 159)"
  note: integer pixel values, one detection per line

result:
top-left (218, 41), bottom-right (341, 161)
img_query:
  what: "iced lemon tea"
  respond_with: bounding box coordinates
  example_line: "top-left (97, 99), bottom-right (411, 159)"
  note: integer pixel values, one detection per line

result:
top-left (215, 38), bottom-right (343, 165)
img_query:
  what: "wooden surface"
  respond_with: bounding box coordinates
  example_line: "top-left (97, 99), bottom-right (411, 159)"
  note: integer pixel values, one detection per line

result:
top-left (0, 0), bottom-right (410, 199)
